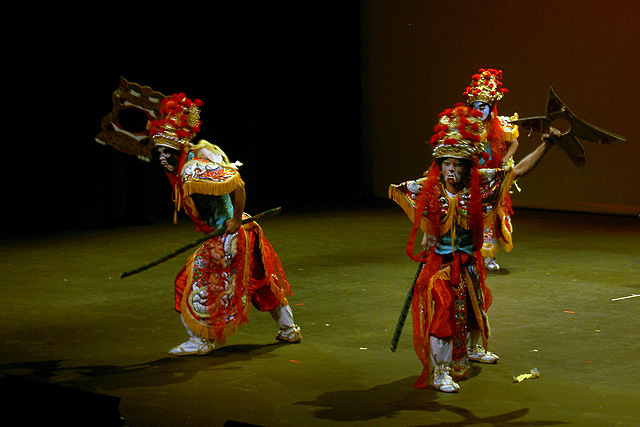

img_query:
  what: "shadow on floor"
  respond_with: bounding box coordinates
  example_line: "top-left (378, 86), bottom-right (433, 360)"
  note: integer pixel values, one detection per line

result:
top-left (296, 374), bottom-right (569, 426)
top-left (0, 343), bottom-right (285, 391)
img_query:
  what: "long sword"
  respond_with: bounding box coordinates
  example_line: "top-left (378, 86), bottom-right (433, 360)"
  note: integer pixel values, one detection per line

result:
top-left (120, 207), bottom-right (282, 279)
top-left (390, 262), bottom-right (424, 352)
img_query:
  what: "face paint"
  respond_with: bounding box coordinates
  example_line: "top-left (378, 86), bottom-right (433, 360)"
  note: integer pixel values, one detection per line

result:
top-left (471, 101), bottom-right (491, 121)
top-left (157, 147), bottom-right (179, 173)
top-left (441, 158), bottom-right (466, 184)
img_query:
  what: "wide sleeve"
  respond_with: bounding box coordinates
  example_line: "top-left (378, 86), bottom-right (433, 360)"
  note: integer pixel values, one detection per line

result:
top-left (388, 177), bottom-right (430, 231)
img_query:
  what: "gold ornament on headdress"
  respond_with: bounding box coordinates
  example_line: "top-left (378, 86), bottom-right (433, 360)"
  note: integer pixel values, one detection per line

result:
top-left (429, 104), bottom-right (486, 161)
top-left (463, 68), bottom-right (508, 105)
top-left (149, 93), bottom-right (204, 151)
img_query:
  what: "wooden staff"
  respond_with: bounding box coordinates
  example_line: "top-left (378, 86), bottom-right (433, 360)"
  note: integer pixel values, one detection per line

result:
top-left (120, 207), bottom-right (282, 279)
top-left (390, 262), bottom-right (424, 352)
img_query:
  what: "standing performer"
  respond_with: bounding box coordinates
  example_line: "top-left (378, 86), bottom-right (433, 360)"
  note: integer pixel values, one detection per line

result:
top-left (463, 69), bottom-right (519, 271)
top-left (389, 104), bottom-right (557, 392)
top-left (149, 93), bottom-right (302, 355)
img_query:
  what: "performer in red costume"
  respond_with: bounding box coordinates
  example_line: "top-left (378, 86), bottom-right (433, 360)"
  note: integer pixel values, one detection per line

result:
top-left (463, 69), bottom-right (519, 271)
top-left (150, 93), bottom-right (302, 355)
top-left (389, 104), bottom-right (557, 392)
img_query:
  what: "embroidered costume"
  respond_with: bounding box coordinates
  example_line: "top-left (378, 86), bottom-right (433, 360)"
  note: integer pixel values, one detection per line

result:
top-left (167, 150), bottom-right (295, 347)
top-left (389, 104), bottom-right (511, 391)
top-left (388, 80), bottom-right (624, 393)
top-left (463, 69), bottom-right (519, 270)
top-left (149, 93), bottom-right (302, 354)
top-left (95, 83), bottom-right (301, 355)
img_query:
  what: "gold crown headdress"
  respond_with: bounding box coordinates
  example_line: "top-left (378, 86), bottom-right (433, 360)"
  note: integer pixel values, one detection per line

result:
top-left (429, 103), bottom-right (486, 161)
top-left (463, 68), bottom-right (508, 105)
top-left (149, 93), bottom-right (203, 151)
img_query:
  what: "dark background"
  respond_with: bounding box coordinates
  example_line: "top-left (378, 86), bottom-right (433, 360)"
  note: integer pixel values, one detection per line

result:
top-left (6, 2), bottom-right (362, 236)
top-left (4, 1), bottom-right (638, 238)
top-left (361, 0), bottom-right (639, 216)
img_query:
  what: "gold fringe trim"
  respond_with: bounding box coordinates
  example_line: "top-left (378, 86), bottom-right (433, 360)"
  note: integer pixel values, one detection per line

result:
top-left (388, 185), bottom-right (430, 232)
top-left (181, 175), bottom-right (245, 221)
top-left (183, 174), bottom-right (244, 197)
top-left (439, 189), bottom-right (464, 241)
top-left (173, 181), bottom-right (182, 224)
top-left (496, 170), bottom-right (515, 252)
top-left (388, 183), bottom-right (464, 236)
top-left (504, 126), bottom-right (519, 142)
top-left (391, 170), bottom-right (515, 250)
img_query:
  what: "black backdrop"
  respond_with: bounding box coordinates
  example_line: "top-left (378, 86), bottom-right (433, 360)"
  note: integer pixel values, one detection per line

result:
top-left (6, 2), bottom-right (361, 236)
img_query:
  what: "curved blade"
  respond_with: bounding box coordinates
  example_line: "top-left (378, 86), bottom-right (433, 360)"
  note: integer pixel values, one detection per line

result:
top-left (547, 87), bottom-right (626, 144)
top-left (553, 132), bottom-right (586, 170)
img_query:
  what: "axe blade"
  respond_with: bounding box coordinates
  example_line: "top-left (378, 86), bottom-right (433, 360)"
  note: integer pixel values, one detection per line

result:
top-left (546, 87), bottom-right (626, 145)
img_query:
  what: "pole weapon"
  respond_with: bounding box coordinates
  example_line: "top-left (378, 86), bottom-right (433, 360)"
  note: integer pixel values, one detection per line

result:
top-left (120, 207), bottom-right (282, 279)
top-left (510, 87), bottom-right (626, 169)
top-left (390, 262), bottom-right (424, 352)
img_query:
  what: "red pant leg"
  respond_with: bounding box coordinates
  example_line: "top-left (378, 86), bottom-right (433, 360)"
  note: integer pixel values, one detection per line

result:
top-left (174, 265), bottom-right (188, 313)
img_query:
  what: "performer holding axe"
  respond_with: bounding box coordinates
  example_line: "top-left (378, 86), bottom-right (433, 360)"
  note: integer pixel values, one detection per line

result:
top-left (389, 91), bottom-right (625, 392)
top-left (97, 81), bottom-right (301, 355)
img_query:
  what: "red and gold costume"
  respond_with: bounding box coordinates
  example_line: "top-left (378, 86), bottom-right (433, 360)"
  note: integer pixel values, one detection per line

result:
top-left (389, 104), bottom-right (513, 390)
top-left (166, 152), bottom-right (292, 344)
top-left (463, 69), bottom-right (519, 263)
top-left (149, 93), bottom-right (299, 348)
top-left (95, 81), bottom-right (300, 354)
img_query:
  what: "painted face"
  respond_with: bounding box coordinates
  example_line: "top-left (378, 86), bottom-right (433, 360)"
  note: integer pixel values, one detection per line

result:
top-left (471, 101), bottom-right (491, 121)
top-left (157, 147), bottom-right (180, 173)
top-left (441, 158), bottom-right (467, 186)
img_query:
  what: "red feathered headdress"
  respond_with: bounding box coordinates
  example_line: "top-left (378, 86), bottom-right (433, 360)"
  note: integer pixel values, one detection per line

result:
top-left (149, 93), bottom-right (204, 151)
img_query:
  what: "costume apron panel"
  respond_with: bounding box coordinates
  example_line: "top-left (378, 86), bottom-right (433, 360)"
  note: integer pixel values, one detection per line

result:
top-left (180, 229), bottom-right (251, 344)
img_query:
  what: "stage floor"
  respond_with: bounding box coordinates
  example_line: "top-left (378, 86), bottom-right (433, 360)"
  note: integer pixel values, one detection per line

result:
top-left (1, 204), bottom-right (639, 426)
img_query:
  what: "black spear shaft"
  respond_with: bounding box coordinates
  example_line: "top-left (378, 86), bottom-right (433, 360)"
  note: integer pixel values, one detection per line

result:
top-left (120, 207), bottom-right (282, 279)
top-left (390, 262), bottom-right (424, 352)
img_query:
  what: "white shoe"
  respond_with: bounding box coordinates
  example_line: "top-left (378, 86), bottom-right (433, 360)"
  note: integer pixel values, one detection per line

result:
top-left (467, 345), bottom-right (499, 363)
top-left (484, 257), bottom-right (500, 271)
top-left (168, 336), bottom-right (214, 356)
top-left (276, 325), bottom-right (302, 343)
top-left (270, 304), bottom-right (302, 343)
top-left (430, 365), bottom-right (460, 393)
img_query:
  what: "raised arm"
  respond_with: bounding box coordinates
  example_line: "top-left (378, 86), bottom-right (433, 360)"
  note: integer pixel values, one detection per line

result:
top-left (512, 128), bottom-right (560, 179)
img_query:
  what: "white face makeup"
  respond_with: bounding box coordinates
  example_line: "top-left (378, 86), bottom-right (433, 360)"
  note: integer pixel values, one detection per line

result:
top-left (471, 101), bottom-right (491, 121)
top-left (158, 147), bottom-right (176, 172)
top-left (441, 158), bottom-right (466, 185)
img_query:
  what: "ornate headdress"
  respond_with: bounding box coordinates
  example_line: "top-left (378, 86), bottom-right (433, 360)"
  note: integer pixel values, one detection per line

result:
top-left (429, 103), bottom-right (486, 161)
top-left (463, 68), bottom-right (508, 105)
top-left (149, 93), bottom-right (204, 151)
